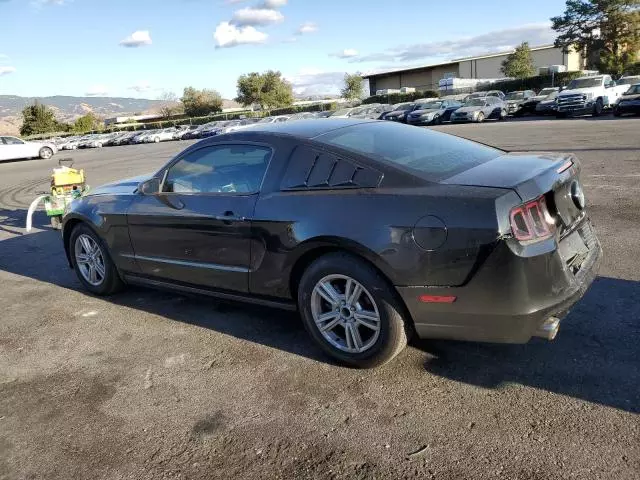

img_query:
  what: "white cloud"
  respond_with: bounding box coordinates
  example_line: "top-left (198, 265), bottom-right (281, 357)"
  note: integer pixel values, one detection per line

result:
top-left (85, 85), bottom-right (109, 96)
top-left (330, 49), bottom-right (359, 59)
top-left (129, 81), bottom-right (151, 93)
top-left (296, 22), bottom-right (318, 35)
top-left (231, 7), bottom-right (284, 27)
top-left (286, 69), bottom-right (345, 97)
top-left (119, 30), bottom-right (152, 48)
top-left (0, 54), bottom-right (9, 60)
top-left (0, 66), bottom-right (16, 76)
top-left (262, 0), bottom-right (287, 7)
top-left (352, 23), bottom-right (555, 63)
top-left (31, 0), bottom-right (70, 6)
top-left (214, 22), bottom-right (268, 48)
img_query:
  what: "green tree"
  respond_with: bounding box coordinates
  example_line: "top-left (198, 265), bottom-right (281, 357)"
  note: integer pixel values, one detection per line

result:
top-left (341, 73), bottom-right (364, 100)
top-left (20, 102), bottom-right (58, 136)
top-left (235, 71), bottom-right (294, 110)
top-left (73, 113), bottom-right (102, 133)
top-left (551, 0), bottom-right (640, 75)
top-left (181, 87), bottom-right (223, 117)
top-left (501, 42), bottom-right (536, 78)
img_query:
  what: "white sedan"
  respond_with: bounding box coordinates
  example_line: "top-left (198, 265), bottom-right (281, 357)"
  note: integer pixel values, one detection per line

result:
top-left (144, 128), bottom-right (178, 143)
top-left (0, 136), bottom-right (57, 161)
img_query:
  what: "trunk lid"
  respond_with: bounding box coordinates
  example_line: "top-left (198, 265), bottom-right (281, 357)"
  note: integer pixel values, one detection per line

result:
top-left (442, 152), bottom-right (585, 231)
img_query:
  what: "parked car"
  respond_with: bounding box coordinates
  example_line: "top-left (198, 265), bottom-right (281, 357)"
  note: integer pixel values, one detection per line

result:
top-left (451, 97), bottom-right (506, 123)
top-left (0, 135), bottom-right (57, 161)
top-left (329, 108), bottom-right (357, 118)
top-left (256, 115), bottom-right (291, 124)
top-left (535, 91), bottom-right (560, 115)
top-left (349, 104), bottom-right (394, 120)
top-left (518, 87), bottom-right (560, 116)
top-left (145, 128), bottom-right (178, 143)
top-left (504, 90), bottom-right (536, 115)
top-left (174, 126), bottom-right (199, 140)
top-left (617, 75), bottom-right (640, 87)
top-left (466, 90), bottom-right (505, 102)
top-left (406, 99), bottom-right (464, 125)
top-left (613, 83), bottom-right (640, 116)
top-left (78, 134), bottom-right (112, 148)
top-left (381, 102), bottom-right (418, 122)
top-left (59, 136), bottom-right (81, 150)
top-left (62, 119), bottom-right (601, 368)
top-left (288, 112), bottom-right (317, 121)
top-left (555, 74), bottom-right (628, 117)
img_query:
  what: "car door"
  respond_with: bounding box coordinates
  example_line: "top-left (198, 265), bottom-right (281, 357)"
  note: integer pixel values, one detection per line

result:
top-left (126, 142), bottom-right (273, 293)
top-left (0, 136), bottom-right (30, 160)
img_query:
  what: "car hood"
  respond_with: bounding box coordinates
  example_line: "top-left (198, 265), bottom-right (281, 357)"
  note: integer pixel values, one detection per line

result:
top-left (559, 87), bottom-right (597, 97)
top-left (506, 99), bottom-right (524, 105)
top-left (455, 105), bottom-right (484, 113)
top-left (88, 174), bottom-right (152, 196)
top-left (442, 152), bottom-right (577, 200)
top-left (410, 108), bottom-right (439, 115)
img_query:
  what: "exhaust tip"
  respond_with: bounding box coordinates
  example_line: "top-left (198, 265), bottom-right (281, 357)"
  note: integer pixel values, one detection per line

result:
top-left (535, 317), bottom-right (560, 341)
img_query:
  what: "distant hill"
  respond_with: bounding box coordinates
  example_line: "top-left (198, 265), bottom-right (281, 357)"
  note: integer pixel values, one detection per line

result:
top-left (0, 95), bottom-right (242, 135)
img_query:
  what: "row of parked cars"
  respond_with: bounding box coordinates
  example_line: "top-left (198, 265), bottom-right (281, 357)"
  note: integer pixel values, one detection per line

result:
top-left (33, 74), bottom-right (640, 157)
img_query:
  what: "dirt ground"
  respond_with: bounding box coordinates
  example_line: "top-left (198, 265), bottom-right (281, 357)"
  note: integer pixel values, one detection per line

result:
top-left (1, 118), bottom-right (639, 479)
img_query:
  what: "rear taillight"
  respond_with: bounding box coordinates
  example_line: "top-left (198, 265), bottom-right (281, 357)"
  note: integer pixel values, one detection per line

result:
top-left (509, 196), bottom-right (556, 242)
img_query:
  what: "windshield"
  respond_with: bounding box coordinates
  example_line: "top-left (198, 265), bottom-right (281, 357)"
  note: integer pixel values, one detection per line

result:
top-left (465, 99), bottom-right (486, 107)
top-left (317, 121), bottom-right (502, 181)
top-left (624, 85), bottom-right (640, 95)
top-left (538, 88), bottom-right (557, 96)
top-left (567, 77), bottom-right (603, 89)
top-left (330, 108), bottom-right (352, 116)
top-left (392, 103), bottom-right (413, 111)
top-left (417, 101), bottom-right (443, 110)
top-left (466, 93), bottom-right (485, 100)
top-left (618, 76), bottom-right (640, 85)
top-left (505, 92), bottom-right (524, 100)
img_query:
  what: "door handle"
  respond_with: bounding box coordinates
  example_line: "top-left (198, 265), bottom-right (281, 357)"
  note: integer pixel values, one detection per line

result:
top-left (214, 211), bottom-right (246, 223)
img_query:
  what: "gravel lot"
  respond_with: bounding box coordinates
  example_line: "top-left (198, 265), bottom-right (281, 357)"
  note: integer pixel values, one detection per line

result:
top-left (1, 118), bottom-right (639, 480)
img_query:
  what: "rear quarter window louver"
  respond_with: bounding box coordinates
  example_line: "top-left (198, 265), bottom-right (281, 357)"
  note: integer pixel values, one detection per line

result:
top-left (281, 146), bottom-right (383, 190)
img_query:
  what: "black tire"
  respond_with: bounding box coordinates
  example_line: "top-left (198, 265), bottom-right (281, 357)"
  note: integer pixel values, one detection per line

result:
top-left (39, 147), bottom-right (53, 159)
top-left (593, 98), bottom-right (604, 117)
top-left (69, 223), bottom-right (124, 295)
top-left (297, 252), bottom-right (409, 368)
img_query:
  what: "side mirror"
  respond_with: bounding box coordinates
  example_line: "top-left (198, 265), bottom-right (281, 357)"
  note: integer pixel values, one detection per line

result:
top-left (139, 177), bottom-right (160, 195)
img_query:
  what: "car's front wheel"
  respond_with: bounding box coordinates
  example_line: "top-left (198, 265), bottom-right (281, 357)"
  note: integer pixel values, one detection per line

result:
top-left (69, 224), bottom-right (123, 295)
top-left (476, 112), bottom-right (485, 123)
top-left (39, 147), bottom-right (53, 159)
top-left (298, 253), bottom-right (409, 368)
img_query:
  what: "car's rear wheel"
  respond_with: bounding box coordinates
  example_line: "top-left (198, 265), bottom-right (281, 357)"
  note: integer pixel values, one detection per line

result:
top-left (69, 224), bottom-right (123, 295)
top-left (39, 147), bottom-right (53, 159)
top-left (154, 137), bottom-right (160, 143)
top-left (298, 252), bottom-right (409, 368)
top-left (499, 109), bottom-right (507, 120)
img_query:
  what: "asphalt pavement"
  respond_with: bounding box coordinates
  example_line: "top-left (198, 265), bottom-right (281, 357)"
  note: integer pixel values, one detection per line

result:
top-left (0, 118), bottom-right (639, 480)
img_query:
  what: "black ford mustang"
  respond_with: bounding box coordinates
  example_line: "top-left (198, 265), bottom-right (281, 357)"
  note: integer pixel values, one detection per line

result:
top-left (62, 120), bottom-right (601, 368)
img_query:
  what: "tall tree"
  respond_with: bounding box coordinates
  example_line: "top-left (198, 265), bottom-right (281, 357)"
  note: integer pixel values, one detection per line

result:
top-left (551, 0), bottom-right (640, 75)
top-left (235, 71), bottom-right (294, 110)
top-left (501, 42), bottom-right (536, 78)
top-left (73, 113), bottom-right (102, 133)
top-left (181, 87), bottom-right (223, 117)
top-left (158, 91), bottom-right (181, 118)
top-left (341, 73), bottom-right (364, 100)
top-left (20, 102), bottom-right (58, 136)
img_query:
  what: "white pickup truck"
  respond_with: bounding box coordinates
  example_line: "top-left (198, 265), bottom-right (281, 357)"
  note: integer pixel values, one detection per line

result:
top-left (555, 74), bottom-right (629, 117)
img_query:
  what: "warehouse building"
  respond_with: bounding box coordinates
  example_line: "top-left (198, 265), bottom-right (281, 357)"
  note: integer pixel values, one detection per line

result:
top-left (362, 44), bottom-right (584, 96)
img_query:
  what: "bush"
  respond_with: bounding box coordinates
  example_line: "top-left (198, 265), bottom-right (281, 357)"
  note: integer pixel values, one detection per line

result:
top-left (489, 71), bottom-right (584, 93)
top-left (362, 90), bottom-right (440, 105)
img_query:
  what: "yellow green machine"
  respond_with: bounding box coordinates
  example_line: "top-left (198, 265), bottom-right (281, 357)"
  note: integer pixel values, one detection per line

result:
top-left (26, 159), bottom-right (89, 231)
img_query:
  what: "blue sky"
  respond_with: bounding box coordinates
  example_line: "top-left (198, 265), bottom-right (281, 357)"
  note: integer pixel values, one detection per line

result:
top-left (0, 0), bottom-right (567, 99)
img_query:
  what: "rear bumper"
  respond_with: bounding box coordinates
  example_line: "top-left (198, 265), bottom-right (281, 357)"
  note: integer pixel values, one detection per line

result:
top-left (397, 220), bottom-right (602, 343)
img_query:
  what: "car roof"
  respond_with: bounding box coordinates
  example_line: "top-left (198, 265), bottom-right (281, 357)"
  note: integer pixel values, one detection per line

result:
top-left (238, 118), bottom-right (376, 139)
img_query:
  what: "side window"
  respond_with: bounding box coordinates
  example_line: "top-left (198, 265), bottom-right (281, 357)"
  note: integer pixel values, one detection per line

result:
top-left (163, 144), bottom-right (271, 194)
top-left (0, 137), bottom-right (6, 145)
top-left (3, 137), bottom-right (24, 145)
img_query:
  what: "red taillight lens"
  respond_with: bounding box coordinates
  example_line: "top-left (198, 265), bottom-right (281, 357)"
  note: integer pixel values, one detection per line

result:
top-left (509, 196), bottom-right (555, 242)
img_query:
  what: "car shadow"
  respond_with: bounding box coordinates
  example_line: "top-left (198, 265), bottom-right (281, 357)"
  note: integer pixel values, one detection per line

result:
top-left (1, 209), bottom-right (638, 411)
top-left (416, 275), bottom-right (640, 413)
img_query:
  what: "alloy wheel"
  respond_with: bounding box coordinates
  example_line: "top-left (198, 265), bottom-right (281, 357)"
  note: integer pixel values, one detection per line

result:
top-left (74, 234), bottom-right (106, 286)
top-left (310, 274), bottom-right (381, 353)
